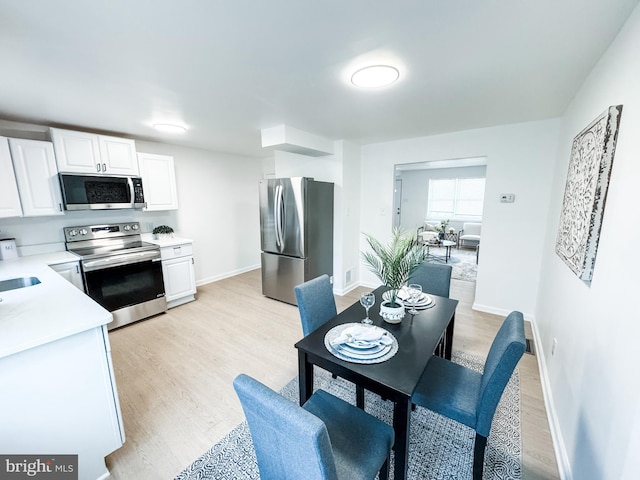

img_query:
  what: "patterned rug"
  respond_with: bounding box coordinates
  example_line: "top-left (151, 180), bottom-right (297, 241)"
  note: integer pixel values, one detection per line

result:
top-left (427, 246), bottom-right (477, 282)
top-left (175, 352), bottom-right (521, 480)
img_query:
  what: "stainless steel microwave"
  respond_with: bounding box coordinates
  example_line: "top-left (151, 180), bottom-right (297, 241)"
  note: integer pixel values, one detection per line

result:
top-left (59, 174), bottom-right (145, 210)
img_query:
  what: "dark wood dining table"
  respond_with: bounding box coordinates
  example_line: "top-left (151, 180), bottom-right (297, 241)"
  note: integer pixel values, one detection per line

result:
top-left (294, 286), bottom-right (458, 480)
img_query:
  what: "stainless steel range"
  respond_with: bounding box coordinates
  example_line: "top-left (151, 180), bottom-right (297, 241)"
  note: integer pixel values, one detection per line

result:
top-left (64, 222), bottom-right (167, 330)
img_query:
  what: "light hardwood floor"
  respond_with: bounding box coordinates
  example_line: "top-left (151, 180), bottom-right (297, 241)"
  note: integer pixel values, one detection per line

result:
top-left (105, 269), bottom-right (560, 479)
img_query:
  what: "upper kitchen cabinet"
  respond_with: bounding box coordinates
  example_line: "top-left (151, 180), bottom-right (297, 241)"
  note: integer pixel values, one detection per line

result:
top-left (0, 137), bottom-right (23, 218)
top-left (137, 152), bottom-right (178, 211)
top-left (8, 138), bottom-right (64, 217)
top-left (50, 128), bottom-right (139, 176)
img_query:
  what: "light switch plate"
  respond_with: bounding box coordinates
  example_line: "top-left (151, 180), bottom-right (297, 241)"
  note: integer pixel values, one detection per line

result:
top-left (500, 193), bottom-right (515, 203)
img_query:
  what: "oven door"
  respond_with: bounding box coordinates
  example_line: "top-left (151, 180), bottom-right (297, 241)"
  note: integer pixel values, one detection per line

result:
top-left (83, 254), bottom-right (165, 313)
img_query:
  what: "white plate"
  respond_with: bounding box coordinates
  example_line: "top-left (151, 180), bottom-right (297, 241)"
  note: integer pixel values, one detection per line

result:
top-left (336, 344), bottom-right (391, 359)
top-left (405, 294), bottom-right (433, 307)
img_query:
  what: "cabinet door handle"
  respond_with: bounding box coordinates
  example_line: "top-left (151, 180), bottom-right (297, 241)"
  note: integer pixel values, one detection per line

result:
top-left (96, 163), bottom-right (101, 172)
top-left (58, 203), bottom-right (63, 212)
top-left (191, 257), bottom-right (194, 264)
top-left (102, 163), bottom-right (107, 172)
top-left (75, 265), bottom-right (79, 274)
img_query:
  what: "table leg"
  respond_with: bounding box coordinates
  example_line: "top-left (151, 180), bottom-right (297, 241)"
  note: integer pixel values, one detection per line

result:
top-left (444, 313), bottom-right (455, 361)
top-left (298, 351), bottom-right (313, 406)
top-left (392, 397), bottom-right (412, 480)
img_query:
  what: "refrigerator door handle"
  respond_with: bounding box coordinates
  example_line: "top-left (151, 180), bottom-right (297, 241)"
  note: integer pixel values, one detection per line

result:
top-left (274, 183), bottom-right (285, 252)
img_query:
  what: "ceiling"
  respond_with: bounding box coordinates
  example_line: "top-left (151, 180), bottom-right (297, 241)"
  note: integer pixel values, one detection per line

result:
top-left (0, 0), bottom-right (637, 158)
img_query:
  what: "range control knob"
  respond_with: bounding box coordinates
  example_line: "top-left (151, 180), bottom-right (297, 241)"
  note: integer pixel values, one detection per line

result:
top-left (79, 228), bottom-right (88, 235)
top-left (131, 224), bottom-right (139, 230)
top-left (123, 225), bottom-right (131, 231)
top-left (68, 229), bottom-right (78, 237)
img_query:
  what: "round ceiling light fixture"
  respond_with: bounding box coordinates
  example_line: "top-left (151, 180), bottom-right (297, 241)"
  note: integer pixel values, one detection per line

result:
top-left (153, 123), bottom-right (187, 134)
top-left (351, 65), bottom-right (400, 88)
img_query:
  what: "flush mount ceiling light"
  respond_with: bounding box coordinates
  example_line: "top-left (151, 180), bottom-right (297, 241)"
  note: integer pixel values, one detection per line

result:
top-left (351, 65), bottom-right (400, 88)
top-left (153, 123), bottom-right (187, 134)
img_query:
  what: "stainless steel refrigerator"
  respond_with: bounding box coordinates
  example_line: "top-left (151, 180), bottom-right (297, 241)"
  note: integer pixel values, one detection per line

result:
top-left (259, 177), bottom-right (334, 305)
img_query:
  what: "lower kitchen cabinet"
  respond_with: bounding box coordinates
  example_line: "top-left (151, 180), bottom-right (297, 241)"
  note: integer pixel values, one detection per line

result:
top-left (0, 325), bottom-right (124, 480)
top-left (50, 260), bottom-right (85, 291)
top-left (156, 240), bottom-right (196, 308)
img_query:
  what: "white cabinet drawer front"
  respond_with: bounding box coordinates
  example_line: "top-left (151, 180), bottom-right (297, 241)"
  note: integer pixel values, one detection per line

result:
top-left (160, 243), bottom-right (193, 260)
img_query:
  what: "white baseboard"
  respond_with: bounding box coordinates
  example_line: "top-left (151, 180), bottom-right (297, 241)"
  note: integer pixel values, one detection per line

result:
top-left (471, 302), bottom-right (535, 323)
top-left (196, 264), bottom-right (260, 287)
top-left (529, 318), bottom-right (572, 480)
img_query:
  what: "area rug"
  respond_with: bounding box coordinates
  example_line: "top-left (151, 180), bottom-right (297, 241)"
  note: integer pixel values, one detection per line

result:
top-left (427, 246), bottom-right (477, 282)
top-left (175, 352), bottom-right (521, 480)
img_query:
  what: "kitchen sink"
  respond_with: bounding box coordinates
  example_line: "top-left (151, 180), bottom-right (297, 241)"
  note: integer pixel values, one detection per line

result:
top-left (0, 276), bottom-right (41, 293)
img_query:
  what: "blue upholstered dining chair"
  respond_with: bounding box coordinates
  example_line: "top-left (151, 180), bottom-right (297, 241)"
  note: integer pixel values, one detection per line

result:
top-left (411, 311), bottom-right (526, 480)
top-left (294, 274), bottom-right (337, 336)
top-left (294, 275), bottom-right (366, 408)
top-left (233, 374), bottom-right (394, 480)
top-left (407, 262), bottom-right (452, 298)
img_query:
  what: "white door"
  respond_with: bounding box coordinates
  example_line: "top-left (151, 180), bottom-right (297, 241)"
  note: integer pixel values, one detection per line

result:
top-left (99, 135), bottom-right (138, 175)
top-left (162, 256), bottom-right (196, 302)
top-left (50, 128), bottom-right (102, 174)
top-left (137, 152), bottom-right (178, 210)
top-left (0, 137), bottom-right (22, 218)
top-left (9, 138), bottom-right (64, 217)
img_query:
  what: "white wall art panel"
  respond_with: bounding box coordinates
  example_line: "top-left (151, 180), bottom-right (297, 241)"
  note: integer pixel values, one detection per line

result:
top-left (555, 105), bottom-right (623, 283)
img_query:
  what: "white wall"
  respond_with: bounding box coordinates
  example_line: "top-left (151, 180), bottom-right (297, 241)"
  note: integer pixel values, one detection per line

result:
top-left (360, 119), bottom-right (560, 317)
top-left (134, 141), bottom-right (265, 284)
top-left (535, 4), bottom-right (640, 479)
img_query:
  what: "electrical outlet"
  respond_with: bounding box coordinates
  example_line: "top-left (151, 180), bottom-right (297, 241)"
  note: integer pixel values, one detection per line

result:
top-left (552, 338), bottom-right (558, 356)
top-left (500, 193), bottom-right (515, 203)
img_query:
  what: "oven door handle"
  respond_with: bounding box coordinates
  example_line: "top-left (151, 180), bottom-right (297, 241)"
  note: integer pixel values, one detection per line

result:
top-left (83, 251), bottom-right (161, 272)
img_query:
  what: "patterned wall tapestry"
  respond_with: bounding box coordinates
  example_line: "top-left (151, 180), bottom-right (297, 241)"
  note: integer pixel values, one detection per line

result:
top-left (555, 105), bottom-right (623, 283)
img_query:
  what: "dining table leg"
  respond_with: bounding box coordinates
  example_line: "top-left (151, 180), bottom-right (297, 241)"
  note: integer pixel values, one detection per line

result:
top-left (392, 396), bottom-right (412, 480)
top-left (298, 351), bottom-right (313, 405)
top-left (444, 313), bottom-right (455, 360)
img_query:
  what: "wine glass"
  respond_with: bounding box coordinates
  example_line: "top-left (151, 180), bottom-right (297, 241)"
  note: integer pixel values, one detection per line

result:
top-left (407, 284), bottom-right (422, 315)
top-left (360, 292), bottom-right (375, 324)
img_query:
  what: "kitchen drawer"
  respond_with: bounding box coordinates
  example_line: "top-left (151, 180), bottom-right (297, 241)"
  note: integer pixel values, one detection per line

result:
top-left (160, 243), bottom-right (193, 260)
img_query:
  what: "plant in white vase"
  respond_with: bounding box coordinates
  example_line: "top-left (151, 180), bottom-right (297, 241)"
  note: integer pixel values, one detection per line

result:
top-left (152, 225), bottom-right (174, 240)
top-left (361, 228), bottom-right (427, 323)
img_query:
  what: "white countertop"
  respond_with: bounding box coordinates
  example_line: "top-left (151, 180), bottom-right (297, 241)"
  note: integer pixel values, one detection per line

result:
top-left (0, 252), bottom-right (112, 360)
top-left (142, 234), bottom-right (193, 247)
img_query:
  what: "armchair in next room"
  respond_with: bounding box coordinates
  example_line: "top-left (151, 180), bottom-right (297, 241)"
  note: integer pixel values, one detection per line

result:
top-left (458, 223), bottom-right (481, 248)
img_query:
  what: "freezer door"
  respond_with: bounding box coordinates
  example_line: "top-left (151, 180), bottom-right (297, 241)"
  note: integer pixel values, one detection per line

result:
top-left (259, 178), bottom-right (305, 258)
top-left (261, 252), bottom-right (306, 305)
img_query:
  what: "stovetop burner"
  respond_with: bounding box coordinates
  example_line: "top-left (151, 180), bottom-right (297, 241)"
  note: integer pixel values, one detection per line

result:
top-left (64, 222), bottom-right (159, 260)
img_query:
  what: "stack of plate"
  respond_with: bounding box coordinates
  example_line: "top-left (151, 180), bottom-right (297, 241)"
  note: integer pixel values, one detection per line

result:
top-left (325, 324), bottom-right (397, 362)
top-left (402, 292), bottom-right (434, 310)
top-left (384, 288), bottom-right (435, 310)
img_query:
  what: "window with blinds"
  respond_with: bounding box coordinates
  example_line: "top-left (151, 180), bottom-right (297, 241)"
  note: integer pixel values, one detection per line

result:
top-left (427, 177), bottom-right (485, 220)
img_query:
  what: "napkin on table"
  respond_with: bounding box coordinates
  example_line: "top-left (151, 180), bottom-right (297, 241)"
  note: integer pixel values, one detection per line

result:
top-left (330, 325), bottom-right (393, 347)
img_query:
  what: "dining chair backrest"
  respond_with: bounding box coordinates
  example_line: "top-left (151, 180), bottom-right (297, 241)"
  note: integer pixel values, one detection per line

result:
top-left (233, 374), bottom-right (338, 480)
top-left (475, 311), bottom-right (526, 437)
top-left (294, 275), bottom-right (337, 336)
top-left (407, 262), bottom-right (452, 298)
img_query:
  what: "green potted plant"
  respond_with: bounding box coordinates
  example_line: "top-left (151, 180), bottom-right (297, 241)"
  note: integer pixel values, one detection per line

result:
top-left (152, 225), bottom-right (174, 240)
top-left (361, 228), bottom-right (427, 323)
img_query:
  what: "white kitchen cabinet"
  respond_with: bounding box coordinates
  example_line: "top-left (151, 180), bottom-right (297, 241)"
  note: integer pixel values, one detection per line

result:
top-left (0, 137), bottom-right (22, 218)
top-left (137, 152), bottom-right (179, 210)
top-left (8, 138), bottom-right (64, 217)
top-left (50, 127), bottom-right (139, 176)
top-left (50, 261), bottom-right (85, 291)
top-left (157, 241), bottom-right (196, 308)
top-left (0, 325), bottom-right (124, 480)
